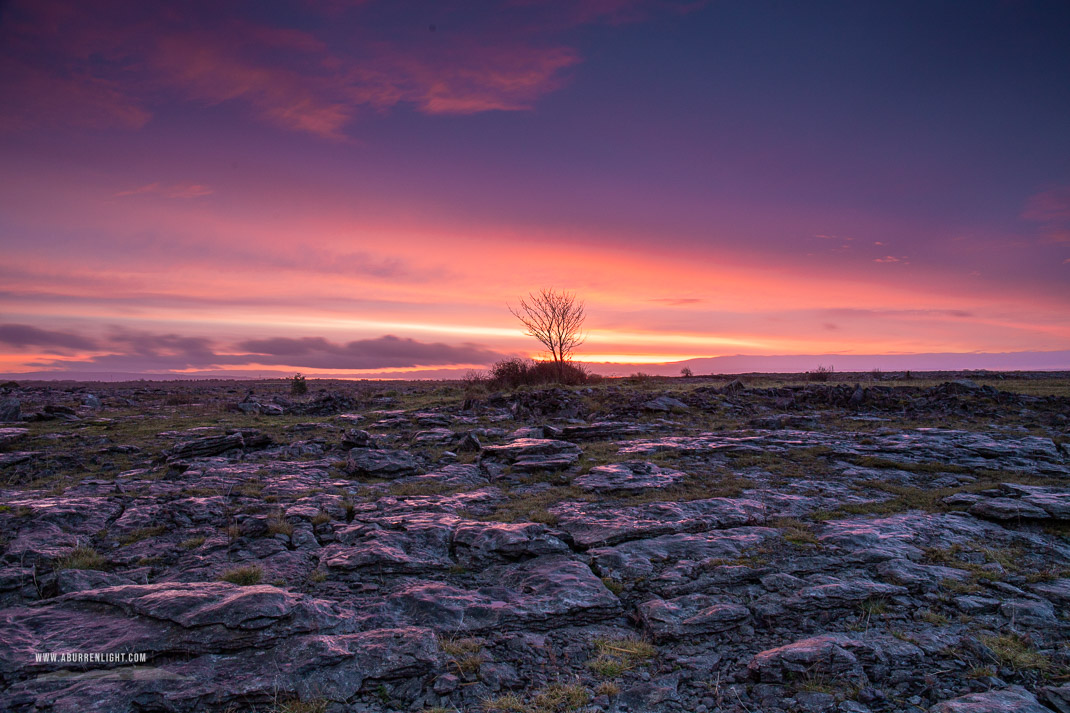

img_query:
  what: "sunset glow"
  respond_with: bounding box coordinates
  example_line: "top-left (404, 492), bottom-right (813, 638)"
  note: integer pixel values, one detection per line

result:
top-left (2, 1), bottom-right (1068, 378)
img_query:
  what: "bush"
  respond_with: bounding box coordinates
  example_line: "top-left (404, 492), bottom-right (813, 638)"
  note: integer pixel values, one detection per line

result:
top-left (290, 373), bottom-right (308, 395)
top-left (680, 367), bottom-right (693, 378)
top-left (806, 365), bottom-right (834, 382)
top-left (487, 358), bottom-right (589, 389)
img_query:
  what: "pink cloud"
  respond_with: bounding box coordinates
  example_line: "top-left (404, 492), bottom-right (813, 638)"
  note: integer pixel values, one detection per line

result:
top-left (0, 0), bottom-right (596, 139)
top-left (114, 183), bottom-right (213, 199)
top-left (1022, 186), bottom-right (1070, 223)
top-left (0, 59), bottom-right (151, 132)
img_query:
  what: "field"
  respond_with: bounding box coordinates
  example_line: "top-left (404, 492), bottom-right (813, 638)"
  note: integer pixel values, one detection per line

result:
top-left (0, 372), bottom-right (1068, 713)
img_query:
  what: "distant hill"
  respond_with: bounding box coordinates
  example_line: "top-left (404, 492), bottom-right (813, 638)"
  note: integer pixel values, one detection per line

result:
top-left (3, 349), bottom-right (1068, 381)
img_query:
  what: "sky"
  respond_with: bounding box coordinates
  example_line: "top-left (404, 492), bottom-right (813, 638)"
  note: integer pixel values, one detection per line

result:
top-left (1, 0), bottom-right (1069, 378)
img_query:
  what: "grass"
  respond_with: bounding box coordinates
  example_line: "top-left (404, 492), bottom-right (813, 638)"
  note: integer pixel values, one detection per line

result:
top-left (587, 637), bottom-right (655, 678)
top-left (219, 565), bottom-right (263, 585)
top-left (858, 598), bottom-right (888, 616)
top-left (266, 513), bottom-right (294, 537)
top-left (55, 546), bottom-right (108, 571)
top-left (812, 472), bottom-right (1061, 520)
top-left (179, 535), bottom-right (206, 550)
top-left (119, 525), bottom-right (168, 545)
top-left (482, 683), bottom-right (591, 713)
top-left (601, 577), bottom-right (624, 596)
top-left (487, 486), bottom-right (594, 525)
top-left (482, 694), bottom-right (528, 712)
top-left (918, 610), bottom-right (950, 625)
top-left (980, 634), bottom-right (1051, 672)
top-left (532, 684), bottom-right (590, 712)
top-left (772, 517), bottom-right (819, 546)
top-left (595, 682), bottom-right (620, 697)
top-left (311, 510), bottom-right (331, 526)
top-left (272, 697), bottom-right (329, 713)
top-left (439, 636), bottom-right (484, 676)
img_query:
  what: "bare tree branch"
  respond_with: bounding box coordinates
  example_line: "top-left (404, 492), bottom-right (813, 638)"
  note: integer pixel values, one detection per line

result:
top-left (508, 288), bottom-right (586, 365)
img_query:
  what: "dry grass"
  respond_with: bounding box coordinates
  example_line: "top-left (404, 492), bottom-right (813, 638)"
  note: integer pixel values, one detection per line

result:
top-left (55, 546), bottom-right (108, 571)
top-left (219, 565), bottom-right (263, 585)
top-left (980, 634), bottom-right (1051, 672)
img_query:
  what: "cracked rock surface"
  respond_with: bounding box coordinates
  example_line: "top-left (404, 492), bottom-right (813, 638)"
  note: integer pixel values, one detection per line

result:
top-left (0, 375), bottom-right (1068, 712)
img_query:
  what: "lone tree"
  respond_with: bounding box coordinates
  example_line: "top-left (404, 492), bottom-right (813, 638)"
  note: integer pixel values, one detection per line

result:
top-left (509, 288), bottom-right (587, 370)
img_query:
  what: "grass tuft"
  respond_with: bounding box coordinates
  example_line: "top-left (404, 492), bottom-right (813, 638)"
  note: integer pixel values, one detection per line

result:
top-left (219, 564), bottom-right (263, 585)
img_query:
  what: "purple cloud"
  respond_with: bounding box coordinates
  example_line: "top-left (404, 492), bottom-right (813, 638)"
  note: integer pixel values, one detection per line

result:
top-left (23, 330), bottom-right (504, 372)
top-left (0, 324), bottom-right (99, 350)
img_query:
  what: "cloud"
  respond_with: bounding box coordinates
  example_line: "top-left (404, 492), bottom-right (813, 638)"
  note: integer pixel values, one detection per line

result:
top-left (0, 324), bottom-right (99, 350)
top-left (649, 297), bottom-right (703, 306)
top-left (21, 329), bottom-right (504, 372)
top-left (237, 334), bottom-right (502, 369)
top-left (0, 58), bottom-right (151, 132)
top-left (1022, 186), bottom-right (1070, 244)
top-left (821, 308), bottom-right (974, 320)
top-left (873, 255), bottom-right (908, 264)
top-left (115, 183), bottom-right (213, 198)
top-left (1022, 186), bottom-right (1070, 223)
top-left (0, 0), bottom-right (628, 138)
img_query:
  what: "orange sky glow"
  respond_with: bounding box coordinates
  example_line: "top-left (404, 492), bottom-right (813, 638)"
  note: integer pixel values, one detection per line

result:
top-left (1, 1), bottom-right (1068, 377)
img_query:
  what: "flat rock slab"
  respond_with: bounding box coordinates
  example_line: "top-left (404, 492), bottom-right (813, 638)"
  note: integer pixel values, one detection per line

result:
top-left (968, 497), bottom-right (1051, 521)
top-left (618, 428), bottom-right (1069, 476)
top-left (0, 428), bottom-right (28, 449)
top-left (452, 520), bottom-right (571, 564)
top-left (553, 497), bottom-right (766, 547)
top-left (929, 686), bottom-right (1050, 713)
top-left (345, 447), bottom-right (421, 478)
top-left (643, 395), bottom-right (689, 412)
top-left (573, 461), bottom-right (687, 494)
top-left (389, 463), bottom-right (487, 488)
top-left (166, 433), bottom-right (244, 461)
top-left (394, 555), bottom-right (620, 632)
top-left (324, 513), bottom-right (457, 573)
top-left (0, 583), bottom-right (351, 685)
top-left (749, 633), bottom-right (877, 684)
top-left (999, 483), bottom-right (1070, 519)
top-left (590, 526), bottom-right (778, 582)
top-left (0, 451), bottom-right (37, 468)
top-left (788, 578), bottom-right (909, 610)
top-left (558, 421), bottom-right (644, 441)
top-left (0, 627), bottom-right (439, 712)
top-left (480, 438), bottom-right (581, 471)
top-left (638, 594), bottom-right (750, 642)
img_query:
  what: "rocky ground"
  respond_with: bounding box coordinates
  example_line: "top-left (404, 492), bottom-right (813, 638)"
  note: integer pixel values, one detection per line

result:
top-left (0, 373), bottom-right (1068, 713)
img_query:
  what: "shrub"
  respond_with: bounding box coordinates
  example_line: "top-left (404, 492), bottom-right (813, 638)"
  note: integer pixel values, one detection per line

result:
top-left (487, 358), bottom-right (589, 389)
top-left (806, 365), bottom-right (834, 382)
top-left (290, 373), bottom-right (308, 395)
top-left (680, 366), bottom-right (693, 378)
